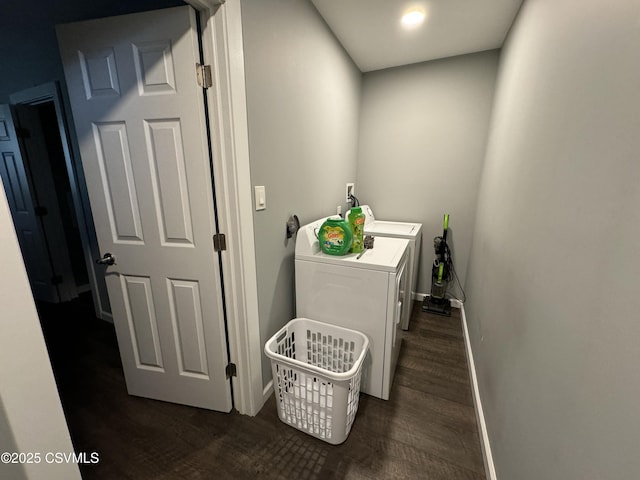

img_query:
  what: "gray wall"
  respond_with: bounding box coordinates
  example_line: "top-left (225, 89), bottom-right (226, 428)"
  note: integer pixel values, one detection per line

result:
top-left (240, 0), bottom-right (362, 387)
top-left (356, 51), bottom-right (499, 293)
top-left (465, 0), bottom-right (640, 478)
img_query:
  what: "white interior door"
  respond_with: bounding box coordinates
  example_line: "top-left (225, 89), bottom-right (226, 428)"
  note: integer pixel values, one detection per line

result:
top-left (0, 104), bottom-right (60, 302)
top-left (57, 6), bottom-right (232, 411)
top-left (12, 104), bottom-right (78, 302)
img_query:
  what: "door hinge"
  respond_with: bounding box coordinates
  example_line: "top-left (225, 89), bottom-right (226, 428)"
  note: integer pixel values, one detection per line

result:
top-left (51, 275), bottom-right (63, 285)
top-left (213, 233), bottom-right (226, 252)
top-left (34, 205), bottom-right (48, 217)
top-left (196, 63), bottom-right (212, 89)
top-left (226, 363), bottom-right (237, 379)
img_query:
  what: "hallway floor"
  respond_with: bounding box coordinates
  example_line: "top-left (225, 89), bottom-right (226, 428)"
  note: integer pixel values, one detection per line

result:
top-left (37, 296), bottom-right (485, 479)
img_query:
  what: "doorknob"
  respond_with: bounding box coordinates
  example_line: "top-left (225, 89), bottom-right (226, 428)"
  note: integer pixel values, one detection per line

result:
top-left (96, 252), bottom-right (116, 265)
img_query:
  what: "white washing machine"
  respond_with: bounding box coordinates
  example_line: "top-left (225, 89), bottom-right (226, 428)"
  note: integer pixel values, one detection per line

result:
top-left (295, 217), bottom-right (409, 400)
top-left (350, 205), bottom-right (422, 330)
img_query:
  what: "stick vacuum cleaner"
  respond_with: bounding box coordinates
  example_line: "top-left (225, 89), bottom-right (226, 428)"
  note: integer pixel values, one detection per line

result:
top-left (421, 213), bottom-right (452, 316)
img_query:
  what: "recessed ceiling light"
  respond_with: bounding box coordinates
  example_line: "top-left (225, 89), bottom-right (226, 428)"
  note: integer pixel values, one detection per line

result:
top-left (401, 8), bottom-right (426, 29)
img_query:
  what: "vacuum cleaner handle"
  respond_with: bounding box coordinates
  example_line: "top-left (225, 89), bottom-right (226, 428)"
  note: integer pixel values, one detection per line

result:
top-left (442, 213), bottom-right (449, 243)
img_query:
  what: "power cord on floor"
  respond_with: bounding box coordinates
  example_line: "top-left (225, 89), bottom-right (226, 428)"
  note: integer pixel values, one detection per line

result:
top-left (433, 234), bottom-right (466, 304)
top-left (446, 256), bottom-right (466, 304)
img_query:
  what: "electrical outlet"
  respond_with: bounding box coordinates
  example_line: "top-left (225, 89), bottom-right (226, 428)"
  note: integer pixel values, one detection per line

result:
top-left (346, 183), bottom-right (355, 202)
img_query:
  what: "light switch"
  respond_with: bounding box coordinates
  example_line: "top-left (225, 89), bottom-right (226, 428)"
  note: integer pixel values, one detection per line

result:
top-left (255, 185), bottom-right (266, 211)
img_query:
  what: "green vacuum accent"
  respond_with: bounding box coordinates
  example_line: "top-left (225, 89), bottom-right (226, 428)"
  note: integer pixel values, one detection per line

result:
top-left (437, 263), bottom-right (444, 283)
top-left (443, 213), bottom-right (449, 231)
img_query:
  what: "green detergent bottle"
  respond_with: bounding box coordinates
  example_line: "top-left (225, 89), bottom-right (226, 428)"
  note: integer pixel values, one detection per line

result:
top-left (348, 207), bottom-right (365, 253)
top-left (318, 217), bottom-right (352, 255)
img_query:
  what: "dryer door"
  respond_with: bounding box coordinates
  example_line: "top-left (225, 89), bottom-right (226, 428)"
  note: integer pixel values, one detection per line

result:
top-left (394, 258), bottom-right (408, 351)
top-left (382, 255), bottom-right (407, 400)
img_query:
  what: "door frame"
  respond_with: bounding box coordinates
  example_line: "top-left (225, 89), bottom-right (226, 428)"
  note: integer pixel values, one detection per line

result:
top-left (10, 2), bottom-right (264, 416)
top-left (10, 82), bottom-right (112, 322)
top-left (185, 0), bottom-right (264, 416)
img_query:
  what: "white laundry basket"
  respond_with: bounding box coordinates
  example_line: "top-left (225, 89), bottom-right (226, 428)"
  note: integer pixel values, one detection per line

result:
top-left (264, 318), bottom-right (369, 445)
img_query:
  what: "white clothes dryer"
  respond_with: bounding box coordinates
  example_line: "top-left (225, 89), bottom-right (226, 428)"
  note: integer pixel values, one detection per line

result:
top-left (350, 205), bottom-right (422, 330)
top-left (295, 217), bottom-right (409, 400)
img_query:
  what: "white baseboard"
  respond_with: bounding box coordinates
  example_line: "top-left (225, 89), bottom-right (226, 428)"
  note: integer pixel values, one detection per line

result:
top-left (413, 292), bottom-right (463, 310)
top-left (413, 291), bottom-right (428, 301)
top-left (460, 304), bottom-right (497, 480)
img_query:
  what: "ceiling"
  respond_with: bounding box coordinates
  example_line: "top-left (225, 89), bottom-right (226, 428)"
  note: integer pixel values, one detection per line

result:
top-left (311, 0), bottom-right (524, 72)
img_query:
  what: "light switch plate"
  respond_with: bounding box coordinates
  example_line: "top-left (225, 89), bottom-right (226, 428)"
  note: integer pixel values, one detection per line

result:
top-left (255, 185), bottom-right (266, 211)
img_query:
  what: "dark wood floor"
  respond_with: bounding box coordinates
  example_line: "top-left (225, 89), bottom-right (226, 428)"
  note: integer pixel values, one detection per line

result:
top-left (37, 296), bottom-right (485, 479)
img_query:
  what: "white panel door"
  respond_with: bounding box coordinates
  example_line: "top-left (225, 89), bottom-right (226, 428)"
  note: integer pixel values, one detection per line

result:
top-left (0, 104), bottom-right (59, 302)
top-left (57, 6), bottom-right (232, 411)
top-left (12, 104), bottom-right (78, 302)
